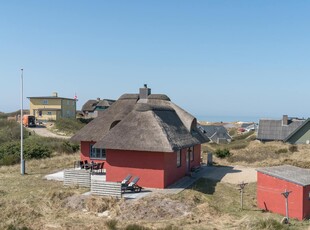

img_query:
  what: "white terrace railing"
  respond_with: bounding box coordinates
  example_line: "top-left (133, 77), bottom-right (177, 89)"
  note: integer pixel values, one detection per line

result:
top-left (63, 169), bottom-right (122, 198)
top-left (91, 180), bottom-right (122, 198)
top-left (64, 169), bottom-right (91, 187)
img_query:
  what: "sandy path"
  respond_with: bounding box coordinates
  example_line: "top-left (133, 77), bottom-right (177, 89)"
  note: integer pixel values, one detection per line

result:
top-left (27, 126), bottom-right (71, 139)
top-left (202, 165), bottom-right (257, 184)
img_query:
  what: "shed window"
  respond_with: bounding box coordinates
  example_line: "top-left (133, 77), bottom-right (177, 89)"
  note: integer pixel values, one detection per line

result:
top-left (47, 111), bottom-right (52, 115)
top-left (177, 150), bottom-right (181, 167)
top-left (90, 144), bottom-right (106, 160)
top-left (43, 100), bottom-right (48, 105)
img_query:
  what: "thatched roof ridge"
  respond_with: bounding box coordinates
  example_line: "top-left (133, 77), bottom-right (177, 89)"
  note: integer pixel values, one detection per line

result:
top-left (148, 94), bottom-right (171, 101)
top-left (119, 94), bottom-right (139, 100)
top-left (135, 103), bottom-right (174, 112)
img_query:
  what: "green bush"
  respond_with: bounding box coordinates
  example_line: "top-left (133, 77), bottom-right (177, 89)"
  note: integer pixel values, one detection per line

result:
top-left (215, 148), bottom-right (231, 158)
top-left (0, 120), bottom-right (28, 144)
top-left (0, 140), bottom-right (51, 164)
top-left (289, 145), bottom-right (298, 153)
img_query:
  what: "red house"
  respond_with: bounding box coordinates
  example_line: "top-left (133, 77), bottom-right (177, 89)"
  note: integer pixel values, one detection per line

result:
top-left (257, 165), bottom-right (310, 220)
top-left (71, 86), bottom-right (208, 189)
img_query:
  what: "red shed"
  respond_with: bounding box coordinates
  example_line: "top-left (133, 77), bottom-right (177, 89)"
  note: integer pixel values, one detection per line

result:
top-left (257, 165), bottom-right (310, 220)
top-left (71, 86), bottom-right (208, 189)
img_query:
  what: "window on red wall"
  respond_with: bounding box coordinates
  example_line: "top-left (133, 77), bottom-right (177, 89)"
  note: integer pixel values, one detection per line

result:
top-left (190, 146), bottom-right (194, 161)
top-left (177, 150), bottom-right (181, 167)
top-left (90, 144), bottom-right (106, 160)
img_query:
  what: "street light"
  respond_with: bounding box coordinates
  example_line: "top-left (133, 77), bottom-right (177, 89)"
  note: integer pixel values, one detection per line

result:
top-left (20, 68), bottom-right (25, 175)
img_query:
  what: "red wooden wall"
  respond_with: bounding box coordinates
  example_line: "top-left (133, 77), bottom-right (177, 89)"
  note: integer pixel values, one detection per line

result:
top-left (257, 172), bottom-right (306, 220)
top-left (80, 142), bottom-right (201, 188)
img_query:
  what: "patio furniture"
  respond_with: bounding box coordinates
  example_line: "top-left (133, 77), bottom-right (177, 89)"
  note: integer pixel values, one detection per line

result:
top-left (122, 176), bottom-right (142, 193)
top-left (84, 160), bottom-right (92, 170)
top-left (74, 160), bottom-right (84, 169)
top-left (92, 162), bottom-right (104, 173)
top-left (120, 174), bottom-right (132, 187)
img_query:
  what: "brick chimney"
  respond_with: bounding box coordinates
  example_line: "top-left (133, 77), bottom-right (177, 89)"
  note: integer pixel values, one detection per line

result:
top-left (139, 84), bottom-right (151, 99)
top-left (282, 115), bottom-right (288, 126)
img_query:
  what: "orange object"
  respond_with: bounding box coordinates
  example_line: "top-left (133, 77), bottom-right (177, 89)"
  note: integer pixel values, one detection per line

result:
top-left (23, 115), bottom-right (36, 127)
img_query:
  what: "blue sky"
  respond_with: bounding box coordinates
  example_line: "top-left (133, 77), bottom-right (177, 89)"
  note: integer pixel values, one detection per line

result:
top-left (1, 1), bottom-right (309, 120)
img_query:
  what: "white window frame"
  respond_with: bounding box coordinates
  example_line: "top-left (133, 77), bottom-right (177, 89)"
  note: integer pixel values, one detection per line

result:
top-left (90, 144), bottom-right (106, 160)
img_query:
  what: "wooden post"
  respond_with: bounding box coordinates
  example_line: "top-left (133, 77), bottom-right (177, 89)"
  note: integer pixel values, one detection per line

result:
top-left (281, 189), bottom-right (292, 224)
top-left (238, 181), bottom-right (248, 210)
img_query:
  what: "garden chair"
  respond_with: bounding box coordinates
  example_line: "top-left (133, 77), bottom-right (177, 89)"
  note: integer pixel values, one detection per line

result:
top-left (120, 174), bottom-right (132, 188)
top-left (122, 176), bottom-right (142, 193)
top-left (92, 162), bottom-right (104, 173)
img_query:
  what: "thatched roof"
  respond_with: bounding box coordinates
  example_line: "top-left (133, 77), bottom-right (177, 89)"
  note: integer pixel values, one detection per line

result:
top-left (82, 100), bottom-right (98, 112)
top-left (257, 118), bottom-right (305, 141)
top-left (71, 89), bottom-right (208, 152)
top-left (82, 99), bottom-right (115, 112)
top-left (97, 99), bottom-right (115, 107)
top-left (72, 95), bottom-right (138, 142)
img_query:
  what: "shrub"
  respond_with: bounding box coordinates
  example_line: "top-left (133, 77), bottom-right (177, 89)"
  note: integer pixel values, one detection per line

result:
top-left (215, 148), bottom-right (231, 158)
top-left (105, 219), bottom-right (118, 230)
top-left (6, 224), bottom-right (32, 230)
top-left (233, 131), bottom-right (254, 140)
top-left (0, 153), bottom-right (20, 166)
top-left (54, 118), bottom-right (86, 134)
top-left (24, 142), bottom-right (52, 159)
top-left (125, 224), bottom-right (150, 230)
top-left (61, 141), bottom-right (79, 154)
top-left (275, 148), bottom-right (288, 154)
top-left (289, 145), bottom-right (298, 153)
top-left (251, 218), bottom-right (289, 230)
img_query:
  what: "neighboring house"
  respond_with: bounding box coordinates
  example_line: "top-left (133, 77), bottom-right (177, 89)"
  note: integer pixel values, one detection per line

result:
top-left (28, 92), bottom-right (76, 121)
top-left (241, 123), bottom-right (258, 132)
top-left (82, 98), bottom-right (115, 118)
top-left (71, 86), bottom-right (208, 189)
top-left (257, 165), bottom-right (310, 220)
top-left (199, 125), bottom-right (232, 144)
top-left (257, 115), bottom-right (307, 143)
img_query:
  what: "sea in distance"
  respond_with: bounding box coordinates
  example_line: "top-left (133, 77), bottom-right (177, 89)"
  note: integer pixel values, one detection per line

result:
top-left (196, 115), bottom-right (277, 123)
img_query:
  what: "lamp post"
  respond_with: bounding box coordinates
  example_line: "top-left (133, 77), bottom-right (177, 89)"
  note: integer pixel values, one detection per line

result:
top-left (20, 68), bottom-right (25, 175)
